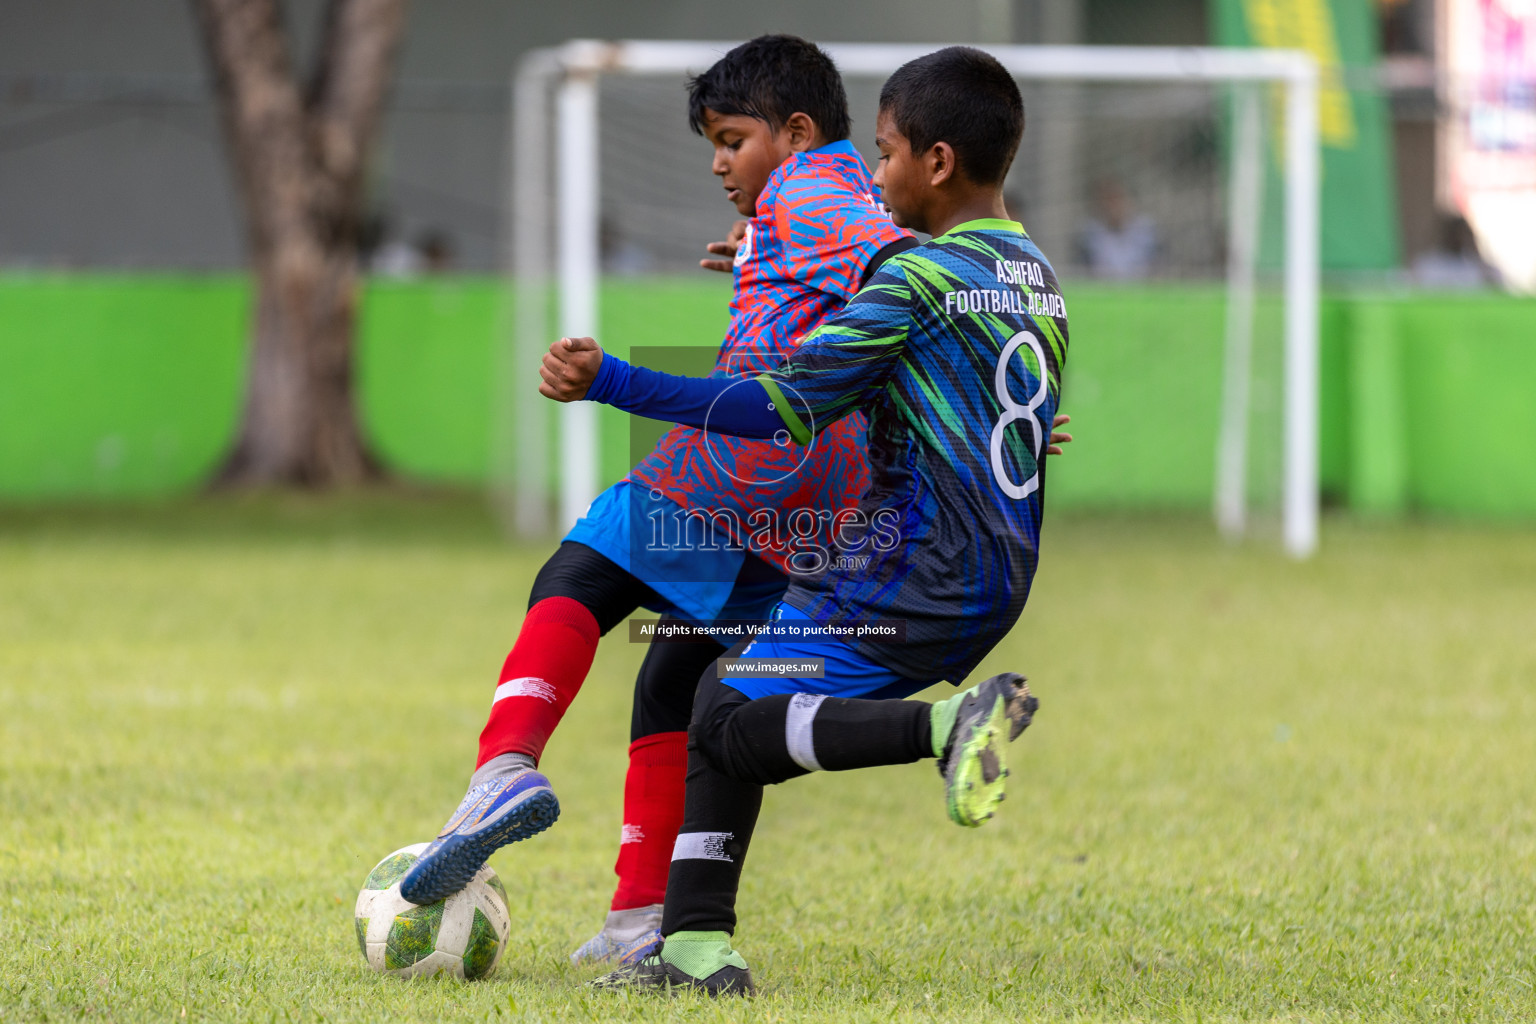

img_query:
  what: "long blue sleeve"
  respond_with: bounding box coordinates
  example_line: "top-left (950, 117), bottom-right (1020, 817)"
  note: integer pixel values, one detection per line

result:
top-left (583, 353), bottom-right (808, 442)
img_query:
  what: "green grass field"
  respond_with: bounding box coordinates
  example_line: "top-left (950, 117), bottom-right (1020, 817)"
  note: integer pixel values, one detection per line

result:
top-left (2, 495), bottom-right (1533, 1022)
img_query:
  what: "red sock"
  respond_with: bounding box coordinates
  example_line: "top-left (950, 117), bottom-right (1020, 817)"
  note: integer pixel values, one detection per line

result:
top-left (610, 731), bottom-right (689, 910)
top-left (476, 597), bottom-right (601, 768)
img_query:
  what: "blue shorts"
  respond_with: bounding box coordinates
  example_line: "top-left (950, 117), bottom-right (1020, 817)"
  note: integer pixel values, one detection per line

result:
top-left (564, 480), bottom-right (784, 628)
top-left (724, 603), bottom-right (930, 701)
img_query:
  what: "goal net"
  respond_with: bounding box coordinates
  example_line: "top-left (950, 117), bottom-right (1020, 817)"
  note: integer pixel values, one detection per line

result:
top-left (498, 42), bottom-right (1320, 556)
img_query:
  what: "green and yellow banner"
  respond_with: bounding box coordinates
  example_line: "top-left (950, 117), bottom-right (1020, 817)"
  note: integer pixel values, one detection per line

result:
top-left (1213, 0), bottom-right (1402, 269)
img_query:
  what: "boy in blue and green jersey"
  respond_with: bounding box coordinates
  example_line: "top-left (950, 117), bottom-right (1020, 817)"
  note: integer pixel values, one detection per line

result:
top-left (541, 47), bottom-right (1067, 995)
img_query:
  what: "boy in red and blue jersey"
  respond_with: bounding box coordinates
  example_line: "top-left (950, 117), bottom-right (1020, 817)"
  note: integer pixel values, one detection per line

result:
top-left (617, 106), bottom-right (912, 571)
top-left (398, 37), bottom-right (913, 956)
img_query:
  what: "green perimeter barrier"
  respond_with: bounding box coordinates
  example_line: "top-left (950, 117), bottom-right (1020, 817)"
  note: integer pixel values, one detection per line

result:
top-left (1, 274), bottom-right (1531, 519)
top-left (0, 275), bottom-right (248, 498)
top-left (1333, 293), bottom-right (1536, 518)
top-left (356, 280), bottom-right (509, 484)
top-left (356, 277), bottom-right (738, 493)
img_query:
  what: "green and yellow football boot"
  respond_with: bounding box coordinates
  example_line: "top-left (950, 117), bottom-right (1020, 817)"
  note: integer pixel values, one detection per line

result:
top-left (931, 672), bottom-right (1038, 827)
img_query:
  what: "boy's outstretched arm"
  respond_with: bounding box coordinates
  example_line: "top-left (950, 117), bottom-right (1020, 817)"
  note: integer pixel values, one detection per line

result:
top-left (540, 338), bottom-right (1074, 452)
top-left (539, 337), bottom-right (811, 442)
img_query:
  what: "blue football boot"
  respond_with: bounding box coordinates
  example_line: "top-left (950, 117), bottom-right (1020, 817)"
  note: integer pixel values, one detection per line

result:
top-left (398, 768), bottom-right (559, 905)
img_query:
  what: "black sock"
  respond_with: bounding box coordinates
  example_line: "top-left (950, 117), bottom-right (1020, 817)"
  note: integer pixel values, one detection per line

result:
top-left (799, 693), bottom-right (933, 772)
top-left (660, 746), bottom-right (762, 936)
top-left (691, 661), bottom-right (936, 785)
top-left (707, 692), bottom-right (932, 783)
top-left (661, 673), bottom-right (935, 936)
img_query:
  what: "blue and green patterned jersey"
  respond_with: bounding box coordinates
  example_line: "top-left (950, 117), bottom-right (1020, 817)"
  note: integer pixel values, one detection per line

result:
top-left (758, 218), bottom-right (1068, 684)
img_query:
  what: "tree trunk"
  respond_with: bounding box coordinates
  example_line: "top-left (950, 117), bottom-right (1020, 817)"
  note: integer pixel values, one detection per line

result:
top-left (192, 0), bottom-right (407, 485)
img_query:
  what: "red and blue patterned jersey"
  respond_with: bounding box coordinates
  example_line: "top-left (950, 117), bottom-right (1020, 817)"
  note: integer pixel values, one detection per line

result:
top-left (628, 140), bottom-right (907, 575)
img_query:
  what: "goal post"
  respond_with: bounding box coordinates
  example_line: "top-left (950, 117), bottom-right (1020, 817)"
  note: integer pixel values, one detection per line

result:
top-left (502, 41), bottom-right (1320, 558)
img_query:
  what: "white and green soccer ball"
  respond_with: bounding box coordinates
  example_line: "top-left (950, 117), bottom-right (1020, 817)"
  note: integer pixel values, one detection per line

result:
top-left (354, 843), bottom-right (511, 979)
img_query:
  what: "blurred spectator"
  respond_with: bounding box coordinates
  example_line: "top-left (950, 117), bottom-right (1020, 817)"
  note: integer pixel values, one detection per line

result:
top-left (601, 216), bottom-right (656, 275)
top-left (1379, 0), bottom-right (1432, 55)
top-left (416, 230), bottom-right (454, 274)
top-left (370, 227), bottom-right (455, 277)
top-left (1080, 179), bottom-right (1158, 280)
top-left (1412, 215), bottom-right (1500, 290)
top-left (371, 237), bottom-right (423, 277)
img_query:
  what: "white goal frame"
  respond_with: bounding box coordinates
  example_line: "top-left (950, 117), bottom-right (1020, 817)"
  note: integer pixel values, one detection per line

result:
top-left (505, 41), bottom-right (1321, 557)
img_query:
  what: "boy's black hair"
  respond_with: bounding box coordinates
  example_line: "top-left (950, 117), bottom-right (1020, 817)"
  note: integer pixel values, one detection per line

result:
top-left (687, 35), bottom-right (851, 141)
top-left (878, 47), bottom-right (1024, 186)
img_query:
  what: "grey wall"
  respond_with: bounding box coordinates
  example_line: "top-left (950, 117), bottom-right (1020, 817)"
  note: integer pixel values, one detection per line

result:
top-left (0, 0), bottom-right (1206, 271)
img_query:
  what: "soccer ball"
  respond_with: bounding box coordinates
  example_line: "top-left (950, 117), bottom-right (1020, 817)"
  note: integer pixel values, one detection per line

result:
top-left (353, 843), bottom-right (511, 979)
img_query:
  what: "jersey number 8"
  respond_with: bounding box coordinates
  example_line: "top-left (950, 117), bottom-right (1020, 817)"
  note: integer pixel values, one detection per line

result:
top-left (989, 330), bottom-right (1050, 500)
